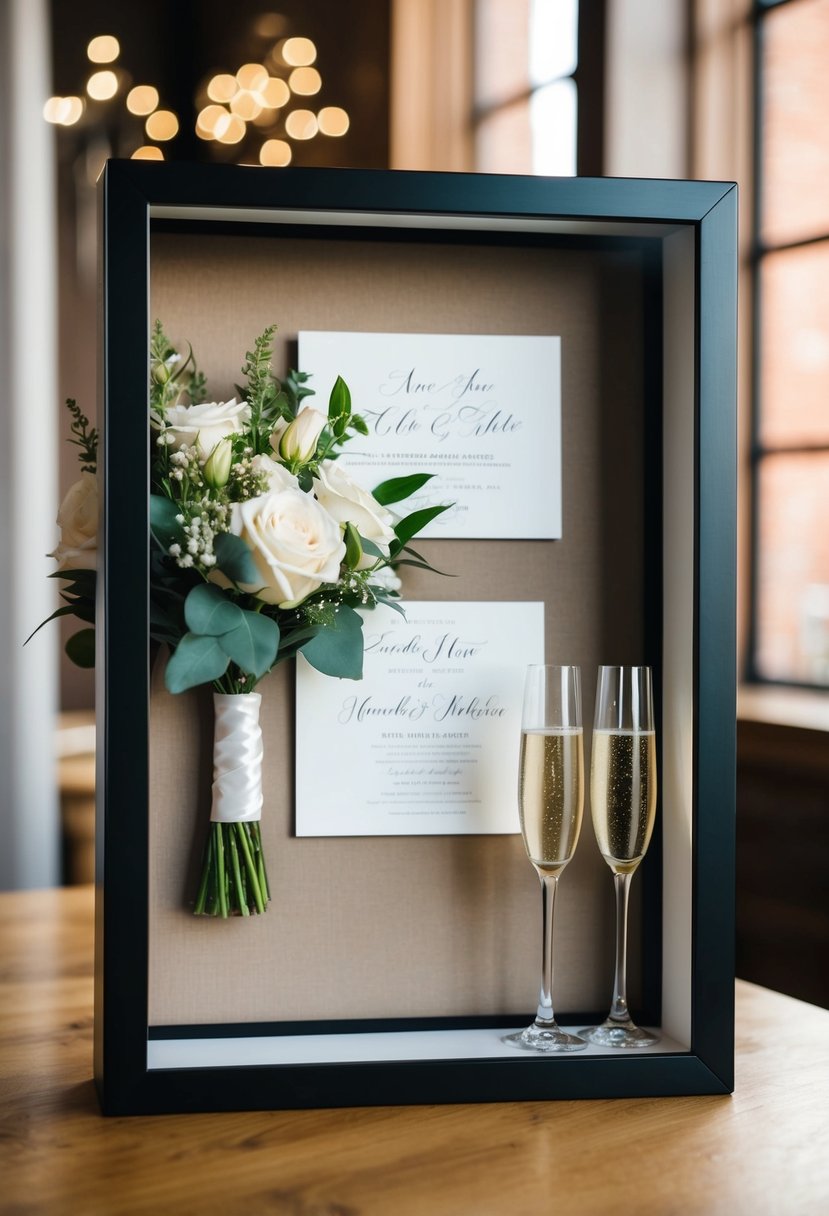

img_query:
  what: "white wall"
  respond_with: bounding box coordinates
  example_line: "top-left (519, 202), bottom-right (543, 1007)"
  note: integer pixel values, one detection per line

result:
top-left (0, 0), bottom-right (60, 889)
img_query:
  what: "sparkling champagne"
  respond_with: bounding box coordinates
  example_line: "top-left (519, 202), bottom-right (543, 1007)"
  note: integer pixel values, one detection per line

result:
top-left (590, 729), bottom-right (656, 874)
top-left (519, 728), bottom-right (584, 874)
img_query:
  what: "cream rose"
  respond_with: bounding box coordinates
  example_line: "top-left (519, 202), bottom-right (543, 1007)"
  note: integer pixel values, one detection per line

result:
top-left (250, 453), bottom-right (300, 493)
top-left (162, 398), bottom-right (250, 460)
top-left (313, 461), bottom-right (396, 565)
top-left (231, 488), bottom-right (346, 608)
top-left (50, 471), bottom-right (97, 571)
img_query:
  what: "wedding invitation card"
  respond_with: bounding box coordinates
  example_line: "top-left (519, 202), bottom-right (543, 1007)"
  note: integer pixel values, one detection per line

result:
top-left (297, 332), bottom-right (562, 539)
top-left (295, 601), bottom-right (545, 836)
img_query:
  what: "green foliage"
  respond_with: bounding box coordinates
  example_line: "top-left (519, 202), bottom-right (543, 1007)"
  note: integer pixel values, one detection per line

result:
top-left (165, 633), bottom-right (229, 694)
top-left (149, 320), bottom-right (207, 414)
top-left (65, 628), bottom-right (95, 668)
top-left (372, 473), bottom-right (434, 507)
top-left (343, 522), bottom-right (363, 570)
top-left (214, 532), bottom-right (260, 585)
top-left (282, 368), bottom-right (315, 415)
top-left (300, 604), bottom-right (364, 679)
top-left (219, 611), bottom-right (279, 678)
top-left (390, 503), bottom-right (452, 556)
top-left (150, 494), bottom-right (184, 553)
top-left (184, 583), bottom-right (244, 636)
top-left (65, 399), bottom-right (98, 473)
top-left (240, 324), bottom-right (284, 453)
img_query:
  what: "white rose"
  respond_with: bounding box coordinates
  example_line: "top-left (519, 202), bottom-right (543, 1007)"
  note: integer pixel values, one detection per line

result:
top-left (50, 471), bottom-right (97, 571)
top-left (231, 488), bottom-right (346, 608)
top-left (250, 453), bottom-right (299, 493)
top-left (162, 398), bottom-right (250, 460)
top-left (313, 461), bottom-right (396, 566)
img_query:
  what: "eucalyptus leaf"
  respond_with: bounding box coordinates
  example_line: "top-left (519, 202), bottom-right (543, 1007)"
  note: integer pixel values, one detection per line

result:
top-left (214, 532), bottom-right (260, 585)
top-left (357, 535), bottom-right (386, 559)
top-left (165, 633), bottom-right (229, 694)
top-left (150, 495), bottom-right (184, 553)
top-left (372, 473), bottom-right (434, 506)
top-left (219, 611), bottom-right (280, 678)
top-left (184, 583), bottom-right (244, 636)
top-left (300, 604), bottom-right (364, 679)
top-left (65, 628), bottom-right (96, 668)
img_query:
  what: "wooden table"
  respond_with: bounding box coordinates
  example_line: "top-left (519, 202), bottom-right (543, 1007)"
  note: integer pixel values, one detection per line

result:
top-left (2, 887), bottom-right (828, 1215)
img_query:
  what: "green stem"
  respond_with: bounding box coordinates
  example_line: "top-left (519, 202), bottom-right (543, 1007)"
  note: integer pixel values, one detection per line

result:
top-left (215, 824), bottom-right (228, 918)
top-left (236, 823), bottom-right (265, 914)
top-left (228, 827), bottom-right (249, 917)
top-left (253, 822), bottom-right (270, 900)
top-left (194, 831), bottom-right (213, 915)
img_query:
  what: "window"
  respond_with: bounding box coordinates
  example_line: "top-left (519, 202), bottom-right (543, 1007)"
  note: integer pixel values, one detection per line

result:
top-left (750, 0), bottom-right (829, 686)
top-left (473, 0), bottom-right (604, 175)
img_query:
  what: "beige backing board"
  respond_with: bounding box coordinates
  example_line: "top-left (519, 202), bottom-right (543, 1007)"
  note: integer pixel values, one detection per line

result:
top-left (148, 230), bottom-right (648, 1026)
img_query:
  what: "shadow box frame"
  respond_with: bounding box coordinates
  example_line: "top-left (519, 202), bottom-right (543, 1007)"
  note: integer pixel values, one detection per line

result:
top-left (94, 160), bottom-right (737, 1116)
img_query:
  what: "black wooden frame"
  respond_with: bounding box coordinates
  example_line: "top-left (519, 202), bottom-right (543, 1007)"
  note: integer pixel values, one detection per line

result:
top-left (95, 161), bottom-right (737, 1115)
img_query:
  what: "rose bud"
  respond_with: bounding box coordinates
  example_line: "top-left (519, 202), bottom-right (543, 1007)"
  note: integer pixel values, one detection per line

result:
top-left (278, 407), bottom-right (328, 464)
top-left (203, 436), bottom-right (234, 489)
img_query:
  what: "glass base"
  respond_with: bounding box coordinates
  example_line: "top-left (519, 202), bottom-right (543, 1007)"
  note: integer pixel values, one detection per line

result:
top-left (581, 1019), bottom-right (660, 1049)
top-left (503, 1021), bottom-right (587, 1053)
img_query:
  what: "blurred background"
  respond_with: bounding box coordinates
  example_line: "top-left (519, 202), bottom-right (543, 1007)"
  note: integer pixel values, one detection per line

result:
top-left (0, 0), bottom-right (826, 1004)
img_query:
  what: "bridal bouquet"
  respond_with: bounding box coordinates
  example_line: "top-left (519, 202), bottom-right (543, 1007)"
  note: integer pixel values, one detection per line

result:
top-left (41, 322), bottom-right (448, 917)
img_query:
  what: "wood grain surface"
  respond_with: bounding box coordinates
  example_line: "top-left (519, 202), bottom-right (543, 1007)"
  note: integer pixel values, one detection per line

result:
top-left (2, 886), bottom-right (828, 1216)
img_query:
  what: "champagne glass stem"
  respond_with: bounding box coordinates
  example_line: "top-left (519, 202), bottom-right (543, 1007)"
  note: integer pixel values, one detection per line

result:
top-left (536, 874), bottom-right (559, 1024)
top-left (610, 871), bottom-right (633, 1021)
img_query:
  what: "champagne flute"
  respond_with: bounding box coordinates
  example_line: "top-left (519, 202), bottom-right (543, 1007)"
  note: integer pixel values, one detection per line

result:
top-left (584, 665), bottom-right (659, 1048)
top-left (504, 665), bottom-right (587, 1053)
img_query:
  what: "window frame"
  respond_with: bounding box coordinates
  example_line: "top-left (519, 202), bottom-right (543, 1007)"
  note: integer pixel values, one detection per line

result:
top-left (747, 0), bottom-right (829, 689)
top-left (471, 0), bottom-right (606, 176)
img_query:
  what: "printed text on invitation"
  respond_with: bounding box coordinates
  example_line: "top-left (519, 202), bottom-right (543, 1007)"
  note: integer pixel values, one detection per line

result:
top-left (295, 602), bottom-right (545, 837)
top-left (297, 332), bottom-right (561, 539)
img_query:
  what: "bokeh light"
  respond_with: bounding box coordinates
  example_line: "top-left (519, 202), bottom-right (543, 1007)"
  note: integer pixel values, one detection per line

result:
top-left (285, 108), bottom-right (318, 139)
top-left (317, 106), bottom-right (350, 136)
top-left (259, 138), bottom-right (292, 166)
top-left (131, 145), bottom-right (164, 160)
top-left (86, 70), bottom-right (119, 101)
top-left (87, 35), bottom-right (120, 63)
top-left (43, 96), bottom-right (84, 125)
top-left (145, 110), bottom-right (179, 141)
top-left (288, 67), bottom-right (322, 96)
top-left (126, 85), bottom-right (159, 116)
top-left (282, 37), bottom-right (317, 66)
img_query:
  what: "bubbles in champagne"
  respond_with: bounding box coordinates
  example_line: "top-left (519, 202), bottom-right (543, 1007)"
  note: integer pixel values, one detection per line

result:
top-left (519, 729), bottom-right (584, 873)
top-left (590, 729), bottom-right (656, 874)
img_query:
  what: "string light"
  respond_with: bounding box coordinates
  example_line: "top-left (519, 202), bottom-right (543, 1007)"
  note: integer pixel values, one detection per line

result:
top-left (282, 37), bottom-right (317, 66)
top-left (87, 35), bottom-right (120, 64)
top-left (215, 113), bottom-right (246, 144)
top-left (126, 85), bottom-right (159, 116)
top-left (285, 109), bottom-right (317, 140)
top-left (259, 138), bottom-right (292, 166)
top-left (145, 110), bottom-right (179, 141)
top-left (288, 67), bottom-right (321, 96)
top-left (86, 70), bottom-right (119, 101)
top-left (236, 63), bottom-right (269, 92)
top-left (261, 77), bottom-right (290, 109)
top-left (43, 96), bottom-right (84, 125)
top-left (317, 106), bottom-right (349, 137)
top-left (131, 145), bottom-right (164, 160)
top-left (207, 74), bottom-right (237, 103)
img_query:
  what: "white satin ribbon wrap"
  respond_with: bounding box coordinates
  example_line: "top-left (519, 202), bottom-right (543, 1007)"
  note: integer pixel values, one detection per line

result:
top-left (210, 693), bottom-right (264, 823)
